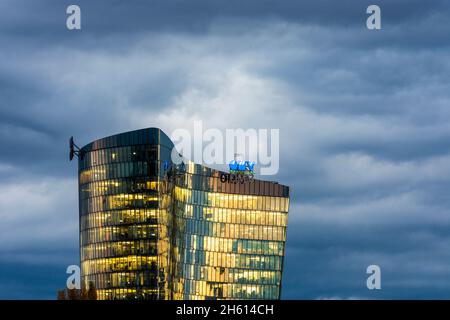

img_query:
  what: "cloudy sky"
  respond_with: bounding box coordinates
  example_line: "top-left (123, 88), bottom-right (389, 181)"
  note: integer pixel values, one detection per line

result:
top-left (1, 0), bottom-right (450, 299)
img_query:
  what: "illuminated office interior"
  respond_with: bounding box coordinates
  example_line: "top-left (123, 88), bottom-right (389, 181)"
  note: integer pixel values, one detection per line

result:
top-left (78, 128), bottom-right (290, 300)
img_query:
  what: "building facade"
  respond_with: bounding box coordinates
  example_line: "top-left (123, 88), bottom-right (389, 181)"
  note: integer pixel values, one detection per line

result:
top-left (78, 128), bottom-right (289, 300)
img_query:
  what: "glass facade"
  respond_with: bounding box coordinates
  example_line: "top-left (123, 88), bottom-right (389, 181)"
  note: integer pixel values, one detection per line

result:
top-left (78, 128), bottom-right (290, 300)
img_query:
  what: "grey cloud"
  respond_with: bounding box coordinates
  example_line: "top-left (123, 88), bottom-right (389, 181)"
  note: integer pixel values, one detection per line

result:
top-left (0, 0), bottom-right (450, 299)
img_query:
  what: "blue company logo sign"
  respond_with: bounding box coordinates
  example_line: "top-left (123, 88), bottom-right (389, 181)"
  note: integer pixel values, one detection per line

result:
top-left (229, 160), bottom-right (255, 174)
top-left (221, 160), bottom-right (255, 184)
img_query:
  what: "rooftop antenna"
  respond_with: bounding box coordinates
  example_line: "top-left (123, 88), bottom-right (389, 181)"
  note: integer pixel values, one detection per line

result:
top-left (69, 136), bottom-right (82, 161)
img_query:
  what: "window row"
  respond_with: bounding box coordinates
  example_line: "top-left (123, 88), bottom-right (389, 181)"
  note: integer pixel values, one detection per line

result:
top-left (175, 171), bottom-right (288, 198)
top-left (84, 266), bottom-right (280, 290)
top-left (176, 250), bottom-right (283, 270)
top-left (79, 161), bottom-right (157, 185)
top-left (178, 204), bottom-right (288, 227)
top-left (80, 193), bottom-right (159, 215)
top-left (177, 235), bottom-right (284, 256)
top-left (179, 264), bottom-right (282, 285)
top-left (80, 145), bottom-right (172, 169)
top-left (176, 218), bottom-right (286, 241)
top-left (174, 186), bottom-right (289, 212)
top-left (82, 256), bottom-right (158, 274)
top-left (81, 225), bottom-right (159, 244)
top-left (80, 209), bottom-right (161, 230)
top-left (80, 179), bottom-right (159, 200)
top-left (93, 283), bottom-right (280, 300)
top-left (80, 207), bottom-right (286, 232)
top-left (81, 235), bottom-right (284, 260)
top-left (84, 271), bottom-right (160, 289)
top-left (80, 166), bottom-right (288, 201)
top-left (173, 281), bottom-right (280, 300)
top-left (81, 240), bottom-right (159, 260)
top-left (94, 288), bottom-right (161, 300)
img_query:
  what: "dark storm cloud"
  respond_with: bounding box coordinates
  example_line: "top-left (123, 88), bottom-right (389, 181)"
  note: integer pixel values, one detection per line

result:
top-left (2, 0), bottom-right (449, 40)
top-left (283, 201), bottom-right (450, 299)
top-left (0, 262), bottom-right (76, 299)
top-left (0, 0), bottom-right (450, 299)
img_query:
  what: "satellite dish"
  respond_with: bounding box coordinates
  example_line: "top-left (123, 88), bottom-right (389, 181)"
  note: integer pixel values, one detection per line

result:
top-left (69, 137), bottom-right (75, 161)
top-left (69, 136), bottom-right (81, 161)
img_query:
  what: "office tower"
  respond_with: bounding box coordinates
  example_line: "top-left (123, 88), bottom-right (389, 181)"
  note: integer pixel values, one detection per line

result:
top-left (78, 128), bottom-right (289, 300)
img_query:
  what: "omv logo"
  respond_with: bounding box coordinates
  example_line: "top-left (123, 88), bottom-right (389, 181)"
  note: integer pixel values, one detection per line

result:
top-left (229, 160), bottom-right (255, 174)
